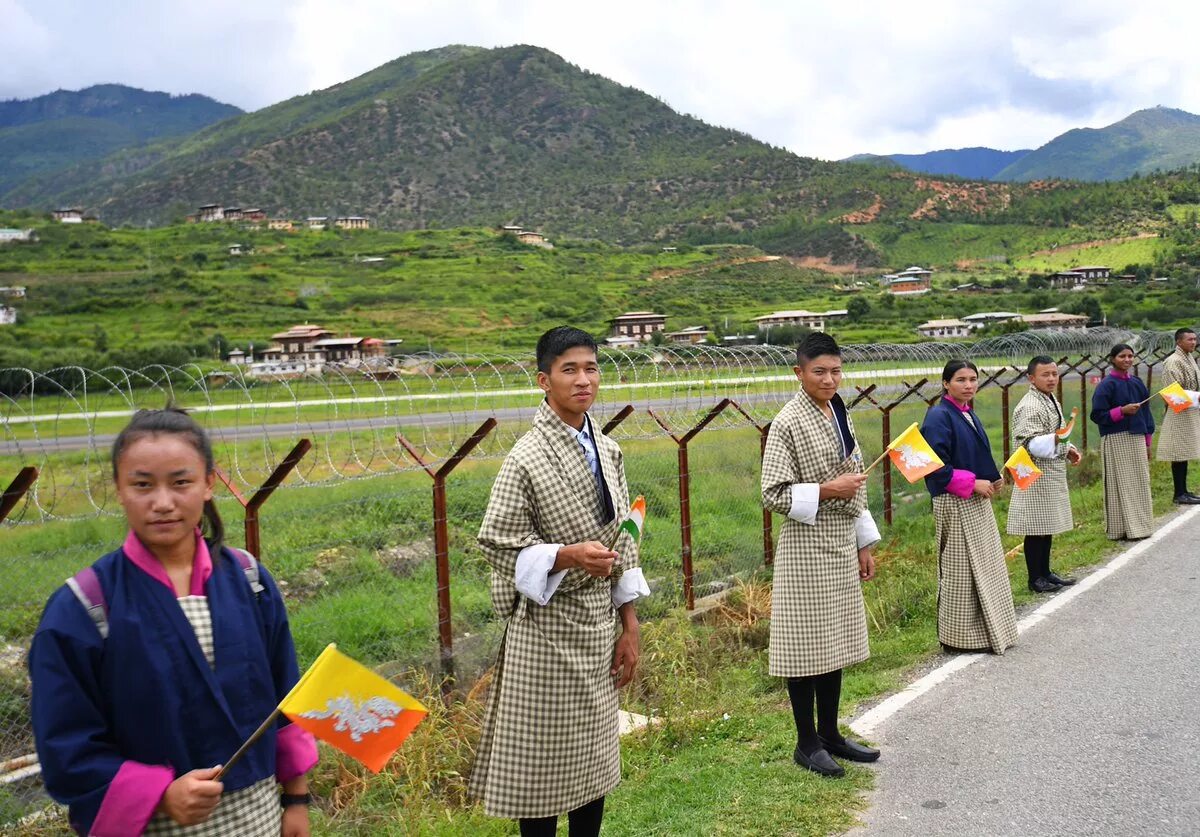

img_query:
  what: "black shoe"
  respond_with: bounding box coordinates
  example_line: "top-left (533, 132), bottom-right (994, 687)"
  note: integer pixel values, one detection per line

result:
top-left (793, 746), bottom-right (845, 777)
top-left (1029, 577), bottom-right (1061, 593)
top-left (1045, 572), bottom-right (1076, 586)
top-left (819, 735), bottom-right (880, 763)
top-left (1173, 494), bottom-right (1200, 505)
top-left (1188, 493), bottom-right (1200, 502)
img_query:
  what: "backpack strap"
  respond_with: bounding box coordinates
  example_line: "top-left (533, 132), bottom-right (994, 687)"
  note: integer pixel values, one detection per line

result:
top-left (231, 548), bottom-right (265, 596)
top-left (65, 567), bottom-right (109, 639)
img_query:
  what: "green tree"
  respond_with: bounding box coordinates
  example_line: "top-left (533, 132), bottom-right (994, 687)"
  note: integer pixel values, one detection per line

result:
top-left (847, 296), bottom-right (871, 322)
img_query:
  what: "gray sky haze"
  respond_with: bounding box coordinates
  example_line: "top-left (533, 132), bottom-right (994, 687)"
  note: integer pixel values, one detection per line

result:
top-left (3, 0), bottom-right (1198, 160)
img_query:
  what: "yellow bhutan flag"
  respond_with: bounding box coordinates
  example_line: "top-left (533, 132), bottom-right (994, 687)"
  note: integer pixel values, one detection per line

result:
top-left (1004, 445), bottom-right (1043, 491)
top-left (280, 644), bottom-right (428, 773)
top-left (1055, 407), bottom-right (1078, 440)
top-left (886, 422), bottom-right (945, 483)
top-left (1158, 382), bottom-right (1195, 414)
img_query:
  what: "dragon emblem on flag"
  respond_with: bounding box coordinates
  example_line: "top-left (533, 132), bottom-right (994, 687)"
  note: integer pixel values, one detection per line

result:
top-left (300, 694), bottom-right (404, 742)
top-left (896, 445), bottom-right (933, 469)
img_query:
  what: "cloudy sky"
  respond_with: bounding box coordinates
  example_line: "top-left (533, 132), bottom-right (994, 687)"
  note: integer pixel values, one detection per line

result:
top-left (3, 0), bottom-right (1199, 160)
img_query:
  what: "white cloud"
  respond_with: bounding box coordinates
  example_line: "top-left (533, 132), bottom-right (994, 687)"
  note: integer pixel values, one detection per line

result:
top-left (6, 0), bottom-right (1200, 160)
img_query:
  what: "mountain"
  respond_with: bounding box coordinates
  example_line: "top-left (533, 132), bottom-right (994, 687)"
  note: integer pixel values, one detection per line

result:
top-left (0, 84), bottom-right (241, 197)
top-left (995, 107), bottom-right (1200, 181)
top-left (845, 147), bottom-right (1032, 180)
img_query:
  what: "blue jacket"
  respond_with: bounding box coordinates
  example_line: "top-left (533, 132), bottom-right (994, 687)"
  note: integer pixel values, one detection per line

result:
top-left (921, 397), bottom-right (1001, 498)
top-left (29, 545), bottom-right (301, 835)
top-left (1090, 373), bottom-right (1155, 437)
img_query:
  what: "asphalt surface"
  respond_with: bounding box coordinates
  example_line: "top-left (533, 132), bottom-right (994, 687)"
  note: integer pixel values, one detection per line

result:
top-left (852, 506), bottom-right (1200, 836)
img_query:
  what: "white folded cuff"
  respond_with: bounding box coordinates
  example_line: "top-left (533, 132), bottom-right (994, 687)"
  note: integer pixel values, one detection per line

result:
top-left (855, 509), bottom-right (881, 550)
top-left (1027, 433), bottom-right (1058, 458)
top-left (514, 543), bottom-right (567, 606)
top-left (1187, 390), bottom-right (1200, 410)
top-left (612, 567), bottom-right (651, 609)
top-left (788, 483), bottom-right (820, 525)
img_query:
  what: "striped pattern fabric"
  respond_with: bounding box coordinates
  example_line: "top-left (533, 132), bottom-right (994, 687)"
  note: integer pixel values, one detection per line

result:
top-left (762, 393), bottom-right (870, 678)
top-left (1006, 389), bottom-right (1073, 536)
top-left (471, 401), bottom-right (638, 818)
top-left (1101, 432), bottom-right (1154, 540)
top-left (1156, 348), bottom-right (1200, 462)
top-left (143, 597), bottom-right (279, 835)
top-left (933, 494), bottom-right (1018, 654)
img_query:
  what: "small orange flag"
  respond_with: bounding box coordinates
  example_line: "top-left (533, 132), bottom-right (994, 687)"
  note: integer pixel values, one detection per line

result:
top-left (886, 423), bottom-right (945, 483)
top-left (1159, 382), bottom-right (1195, 414)
top-left (280, 644), bottom-right (428, 773)
top-left (1004, 446), bottom-right (1043, 491)
top-left (1055, 407), bottom-right (1078, 440)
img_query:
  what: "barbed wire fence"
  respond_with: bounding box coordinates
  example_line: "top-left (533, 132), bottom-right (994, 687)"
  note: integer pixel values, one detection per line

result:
top-left (0, 327), bottom-right (1177, 821)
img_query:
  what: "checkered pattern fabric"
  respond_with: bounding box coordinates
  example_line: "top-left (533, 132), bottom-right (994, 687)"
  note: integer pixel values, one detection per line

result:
top-left (762, 393), bottom-right (870, 678)
top-left (144, 597), bottom-right (278, 834)
top-left (143, 778), bottom-right (278, 836)
top-left (1155, 348), bottom-right (1200, 462)
top-left (471, 401), bottom-right (638, 818)
top-left (1102, 432), bottom-right (1154, 540)
top-left (1006, 388), bottom-right (1073, 536)
top-left (933, 494), bottom-right (1018, 654)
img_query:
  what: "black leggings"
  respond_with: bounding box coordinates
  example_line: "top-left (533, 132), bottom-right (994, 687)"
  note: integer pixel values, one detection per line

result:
top-left (786, 668), bottom-right (843, 755)
top-left (1172, 461), bottom-right (1190, 497)
top-left (519, 796), bottom-right (605, 837)
top-left (1024, 534), bottom-right (1053, 582)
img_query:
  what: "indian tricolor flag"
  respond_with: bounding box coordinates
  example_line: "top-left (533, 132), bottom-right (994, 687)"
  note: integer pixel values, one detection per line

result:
top-left (1055, 407), bottom-right (1078, 440)
top-left (1158, 382), bottom-right (1195, 414)
top-left (1004, 445), bottom-right (1043, 490)
top-left (280, 644), bottom-right (428, 773)
top-left (614, 495), bottom-right (646, 546)
top-left (885, 423), bottom-right (944, 483)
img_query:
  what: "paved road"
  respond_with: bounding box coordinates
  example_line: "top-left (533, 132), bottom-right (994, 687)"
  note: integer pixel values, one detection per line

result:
top-left (852, 507), bottom-right (1200, 836)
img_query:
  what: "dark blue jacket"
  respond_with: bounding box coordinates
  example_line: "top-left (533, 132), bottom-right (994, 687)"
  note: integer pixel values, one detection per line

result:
top-left (29, 546), bottom-right (300, 835)
top-left (921, 397), bottom-right (1001, 498)
top-left (1090, 373), bottom-right (1155, 437)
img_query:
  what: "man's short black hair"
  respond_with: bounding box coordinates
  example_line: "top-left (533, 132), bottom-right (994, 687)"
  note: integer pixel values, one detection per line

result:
top-left (795, 332), bottom-right (841, 367)
top-left (1175, 327), bottom-right (1196, 342)
top-left (1027, 355), bottom-right (1056, 375)
top-left (536, 326), bottom-right (598, 373)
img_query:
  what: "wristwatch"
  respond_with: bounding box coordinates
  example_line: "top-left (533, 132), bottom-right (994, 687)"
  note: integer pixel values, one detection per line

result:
top-left (280, 792), bottom-right (312, 808)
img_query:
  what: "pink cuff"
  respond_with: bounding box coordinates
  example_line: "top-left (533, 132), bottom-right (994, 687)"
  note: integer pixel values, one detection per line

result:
top-left (946, 469), bottom-right (976, 498)
top-left (1145, 434), bottom-right (1152, 448)
top-left (1109, 406), bottom-right (1124, 423)
top-left (90, 760), bottom-right (174, 837)
top-left (276, 722), bottom-right (319, 782)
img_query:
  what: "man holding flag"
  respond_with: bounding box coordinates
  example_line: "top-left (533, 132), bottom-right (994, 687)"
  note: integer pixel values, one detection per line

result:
top-left (472, 326), bottom-right (649, 836)
top-left (1006, 356), bottom-right (1082, 592)
top-left (761, 332), bottom-right (882, 778)
top-left (1155, 328), bottom-right (1200, 504)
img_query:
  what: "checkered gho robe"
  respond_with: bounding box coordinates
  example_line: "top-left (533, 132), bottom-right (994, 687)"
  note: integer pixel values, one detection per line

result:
top-left (761, 393), bottom-right (870, 678)
top-left (471, 401), bottom-right (638, 819)
top-left (1155, 348), bottom-right (1200, 462)
top-left (1101, 432), bottom-right (1154, 540)
top-left (143, 597), bottom-right (279, 836)
top-left (933, 494), bottom-right (1018, 653)
top-left (1006, 388), bottom-right (1073, 536)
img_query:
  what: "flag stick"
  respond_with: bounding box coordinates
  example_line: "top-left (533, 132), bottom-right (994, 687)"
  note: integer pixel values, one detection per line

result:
top-left (864, 448), bottom-right (890, 474)
top-left (216, 707), bottom-right (282, 780)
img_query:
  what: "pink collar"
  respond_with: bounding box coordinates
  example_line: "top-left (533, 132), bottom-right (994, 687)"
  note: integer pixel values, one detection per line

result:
top-left (122, 528), bottom-right (213, 596)
top-left (1110, 369), bottom-right (1131, 380)
top-left (943, 395), bottom-right (971, 412)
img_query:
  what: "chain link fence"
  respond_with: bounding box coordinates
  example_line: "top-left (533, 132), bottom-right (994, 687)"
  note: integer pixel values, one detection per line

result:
top-left (0, 327), bottom-right (1177, 822)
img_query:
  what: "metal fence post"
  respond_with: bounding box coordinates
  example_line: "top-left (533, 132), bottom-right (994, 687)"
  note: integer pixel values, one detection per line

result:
top-left (397, 418), bottom-right (497, 694)
top-left (647, 398), bottom-right (732, 610)
top-left (214, 439), bottom-right (312, 558)
top-left (1, 467), bottom-right (38, 524)
top-left (872, 380), bottom-right (928, 524)
top-left (729, 399), bottom-right (773, 566)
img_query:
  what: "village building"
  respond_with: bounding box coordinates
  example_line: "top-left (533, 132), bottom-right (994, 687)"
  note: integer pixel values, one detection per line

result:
top-left (882, 266), bottom-right (933, 295)
top-left (665, 326), bottom-right (712, 345)
top-left (609, 311), bottom-right (667, 344)
top-left (661, 246), bottom-right (678, 253)
top-left (1049, 270), bottom-right (1088, 290)
top-left (0, 287), bottom-right (27, 298)
top-left (268, 218), bottom-right (294, 231)
top-left (1021, 312), bottom-right (1090, 330)
top-left (334, 216), bottom-right (371, 230)
top-left (962, 311), bottom-right (1022, 329)
top-left (1072, 265), bottom-right (1111, 280)
top-left (52, 208), bottom-right (83, 224)
top-left (312, 336), bottom-right (386, 363)
top-left (499, 224), bottom-right (524, 233)
top-left (823, 309), bottom-right (849, 321)
top-left (223, 207), bottom-right (245, 222)
top-left (242, 208), bottom-right (267, 223)
top-left (0, 229), bottom-right (37, 243)
top-left (241, 324), bottom-right (389, 375)
top-left (952, 282), bottom-right (986, 292)
top-left (307, 217), bottom-right (329, 231)
top-left (916, 318), bottom-right (972, 339)
top-left (516, 231), bottom-right (552, 249)
top-left (198, 204), bottom-right (224, 222)
top-left (227, 348), bottom-right (247, 366)
top-left (228, 244), bottom-right (244, 256)
top-left (0, 306), bottom-right (16, 325)
top-left (752, 310), bottom-right (829, 332)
